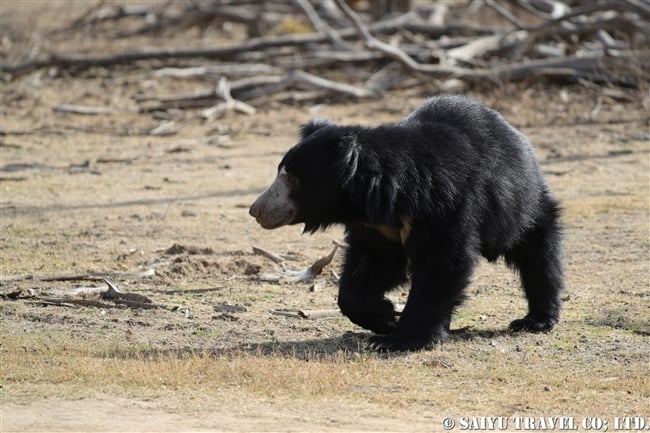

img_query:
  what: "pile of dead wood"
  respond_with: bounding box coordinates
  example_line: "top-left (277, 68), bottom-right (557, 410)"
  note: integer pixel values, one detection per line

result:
top-left (2, 0), bottom-right (648, 114)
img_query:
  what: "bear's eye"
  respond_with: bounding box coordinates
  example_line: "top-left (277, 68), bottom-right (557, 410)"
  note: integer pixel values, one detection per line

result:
top-left (285, 173), bottom-right (299, 186)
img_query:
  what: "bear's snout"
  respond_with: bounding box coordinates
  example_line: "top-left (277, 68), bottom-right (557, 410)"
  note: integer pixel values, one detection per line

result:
top-left (249, 175), bottom-right (297, 229)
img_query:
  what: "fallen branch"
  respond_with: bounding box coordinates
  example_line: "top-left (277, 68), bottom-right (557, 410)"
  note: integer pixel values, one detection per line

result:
top-left (7, 277), bottom-right (166, 310)
top-left (298, 309), bottom-right (342, 319)
top-left (252, 245), bottom-right (284, 264)
top-left (27, 298), bottom-right (116, 308)
top-left (152, 64), bottom-right (281, 78)
top-left (294, 0), bottom-right (350, 50)
top-left (0, 269), bottom-right (155, 282)
top-left (201, 77), bottom-right (256, 120)
top-left (258, 242), bottom-right (339, 284)
top-left (52, 104), bottom-right (115, 115)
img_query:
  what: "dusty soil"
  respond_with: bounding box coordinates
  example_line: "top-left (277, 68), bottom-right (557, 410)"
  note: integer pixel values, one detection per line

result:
top-left (1, 2), bottom-right (649, 432)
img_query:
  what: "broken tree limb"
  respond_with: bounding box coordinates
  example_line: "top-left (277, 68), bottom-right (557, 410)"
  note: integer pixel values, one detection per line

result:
top-left (52, 104), bottom-right (115, 115)
top-left (152, 64), bottom-right (282, 78)
top-left (0, 269), bottom-right (155, 283)
top-left (294, 0), bottom-right (350, 50)
top-left (257, 243), bottom-right (339, 284)
top-left (252, 245), bottom-right (284, 264)
top-left (201, 77), bottom-right (256, 120)
top-left (286, 70), bottom-right (379, 99)
top-left (28, 298), bottom-right (117, 308)
top-left (485, 0), bottom-right (528, 30)
top-left (233, 70), bottom-right (379, 101)
top-left (298, 309), bottom-right (342, 319)
top-left (307, 243), bottom-right (339, 277)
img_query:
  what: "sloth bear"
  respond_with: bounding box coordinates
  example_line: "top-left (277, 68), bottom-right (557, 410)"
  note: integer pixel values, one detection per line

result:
top-left (249, 95), bottom-right (565, 351)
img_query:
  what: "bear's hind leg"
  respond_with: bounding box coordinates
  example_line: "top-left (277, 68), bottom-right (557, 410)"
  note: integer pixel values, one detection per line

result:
top-left (338, 229), bottom-right (408, 335)
top-left (506, 200), bottom-right (565, 332)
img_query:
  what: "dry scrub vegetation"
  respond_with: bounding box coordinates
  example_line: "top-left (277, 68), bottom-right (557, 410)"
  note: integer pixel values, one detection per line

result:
top-left (1, 1), bottom-right (649, 432)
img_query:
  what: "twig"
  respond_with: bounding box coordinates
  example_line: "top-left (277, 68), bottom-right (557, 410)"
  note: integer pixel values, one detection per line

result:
top-left (257, 243), bottom-right (339, 284)
top-left (294, 0), bottom-right (350, 50)
top-left (307, 243), bottom-right (339, 277)
top-left (52, 104), bottom-right (115, 115)
top-left (298, 309), bottom-right (342, 319)
top-left (201, 77), bottom-right (256, 120)
top-left (0, 269), bottom-right (155, 282)
top-left (252, 245), bottom-right (284, 264)
top-left (152, 64), bottom-right (281, 78)
top-left (286, 70), bottom-right (378, 98)
top-left (28, 298), bottom-right (117, 308)
top-left (485, 0), bottom-right (527, 29)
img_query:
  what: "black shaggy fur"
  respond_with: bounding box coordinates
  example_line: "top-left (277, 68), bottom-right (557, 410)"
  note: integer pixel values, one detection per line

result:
top-left (277, 95), bottom-right (565, 351)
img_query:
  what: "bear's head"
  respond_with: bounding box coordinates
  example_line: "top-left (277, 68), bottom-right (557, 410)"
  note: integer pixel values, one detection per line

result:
top-left (249, 119), bottom-right (362, 233)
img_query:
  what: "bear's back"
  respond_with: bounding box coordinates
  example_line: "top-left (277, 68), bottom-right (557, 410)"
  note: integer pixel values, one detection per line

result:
top-left (399, 95), bottom-right (506, 138)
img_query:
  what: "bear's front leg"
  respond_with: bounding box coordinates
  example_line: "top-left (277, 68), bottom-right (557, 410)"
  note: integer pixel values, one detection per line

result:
top-left (368, 256), bottom-right (473, 351)
top-left (338, 229), bottom-right (408, 335)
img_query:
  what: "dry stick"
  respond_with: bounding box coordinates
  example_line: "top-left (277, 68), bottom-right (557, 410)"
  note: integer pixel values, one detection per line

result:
top-left (307, 243), bottom-right (339, 277)
top-left (0, 269), bottom-right (155, 283)
top-left (252, 245), bottom-right (284, 264)
top-left (298, 309), bottom-right (342, 319)
top-left (201, 77), bottom-right (256, 120)
top-left (152, 63), bottom-right (281, 78)
top-left (52, 104), bottom-right (115, 115)
top-left (286, 70), bottom-right (378, 98)
top-left (62, 0), bottom-right (108, 32)
top-left (332, 0), bottom-right (475, 79)
top-left (294, 0), bottom-right (350, 50)
top-left (485, 0), bottom-right (528, 30)
top-left (446, 31), bottom-right (528, 64)
top-left (29, 298), bottom-right (117, 309)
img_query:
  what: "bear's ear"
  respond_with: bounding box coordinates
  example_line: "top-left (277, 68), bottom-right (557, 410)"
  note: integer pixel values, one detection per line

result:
top-left (299, 118), bottom-right (333, 139)
top-left (335, 133), bottom-right (360, 187)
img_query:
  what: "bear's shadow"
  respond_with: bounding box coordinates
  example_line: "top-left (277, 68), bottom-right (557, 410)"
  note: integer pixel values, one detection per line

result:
top-left (218, 327), bottom-right (513, 359)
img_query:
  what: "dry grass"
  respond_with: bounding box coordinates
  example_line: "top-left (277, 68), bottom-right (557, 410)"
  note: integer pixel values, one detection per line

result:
top-left (3, 322), bottom-right (648, 419)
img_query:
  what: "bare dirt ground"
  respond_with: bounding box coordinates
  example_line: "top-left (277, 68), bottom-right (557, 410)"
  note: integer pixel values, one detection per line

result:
top-left (1, 2), bottom-right (649, 432)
